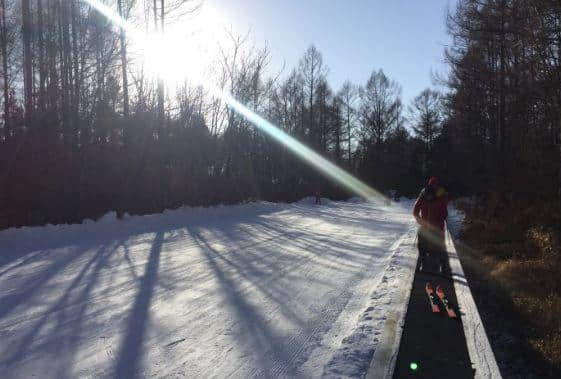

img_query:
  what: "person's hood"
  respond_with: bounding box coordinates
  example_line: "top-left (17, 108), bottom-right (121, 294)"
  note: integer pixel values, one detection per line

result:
top-left (428, 176), bottom-right (439, 188)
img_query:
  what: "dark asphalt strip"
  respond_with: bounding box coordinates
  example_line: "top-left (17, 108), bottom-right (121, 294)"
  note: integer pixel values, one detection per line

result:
top-left (393, 256), bottom-right (475, 379)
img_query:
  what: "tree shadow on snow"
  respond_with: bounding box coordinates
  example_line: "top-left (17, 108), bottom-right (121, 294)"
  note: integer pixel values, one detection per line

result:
top-left (114, 231), bottom-right (163, 378)
top-left (0, 201), bottom-right (413, 377)
top-left (2, 241), bottom-right (121, 376)
top-left (187, 227), bottom-right (297, 377)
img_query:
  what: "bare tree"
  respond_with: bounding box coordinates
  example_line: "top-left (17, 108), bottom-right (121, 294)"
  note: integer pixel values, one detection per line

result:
top-left (298, 45), bottom-right (328, 144)
top-left (410, 89), bottom-right (442, 152)
top-left (358, 69), bottom-right (401, 146)
top-left (338, 81), bottom-right (357, 163)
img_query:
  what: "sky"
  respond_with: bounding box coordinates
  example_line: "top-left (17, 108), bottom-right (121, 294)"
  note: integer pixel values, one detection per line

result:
top-left (204, 0), bottom-right (455, 106)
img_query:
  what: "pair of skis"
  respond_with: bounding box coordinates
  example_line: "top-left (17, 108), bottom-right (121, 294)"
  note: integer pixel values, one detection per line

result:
top-left (425, 282), bottom-right (457, 318)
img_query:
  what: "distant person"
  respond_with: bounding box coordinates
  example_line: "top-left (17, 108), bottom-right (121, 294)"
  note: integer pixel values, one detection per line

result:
top-left (413, 176), bottom-right (449, 274)
top-left (315, 189), bottom-right (321, 205)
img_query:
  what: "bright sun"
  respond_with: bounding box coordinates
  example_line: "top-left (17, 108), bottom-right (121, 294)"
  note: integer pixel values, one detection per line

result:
top-left (142, 33), bottom-right (200, 85)
top-left (140, 4), bottom-right (225, 87)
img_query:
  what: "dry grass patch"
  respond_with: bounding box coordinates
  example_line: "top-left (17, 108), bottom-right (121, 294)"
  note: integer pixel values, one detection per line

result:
top-left (457, 196), bottom-right (561, 370)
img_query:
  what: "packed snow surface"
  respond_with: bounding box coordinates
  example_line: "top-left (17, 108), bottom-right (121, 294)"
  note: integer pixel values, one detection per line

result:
top-left (0, 198), bottom-right (417, 378)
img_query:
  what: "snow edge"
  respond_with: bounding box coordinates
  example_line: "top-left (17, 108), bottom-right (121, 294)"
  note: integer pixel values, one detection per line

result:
top-left (445, 226), bottom-right (502, 379)
top-left (363, 226), bottom-right (418, 379)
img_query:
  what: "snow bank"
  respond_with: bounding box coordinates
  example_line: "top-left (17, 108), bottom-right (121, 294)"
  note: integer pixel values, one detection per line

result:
top-left (326, 225), bottom-right (418, 378)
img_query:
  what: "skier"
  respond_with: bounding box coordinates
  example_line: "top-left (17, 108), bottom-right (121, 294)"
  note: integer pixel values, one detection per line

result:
top-left (314, 188), bottom-right (321, 205)
top-left (413, 176), bottom-right (450, 275)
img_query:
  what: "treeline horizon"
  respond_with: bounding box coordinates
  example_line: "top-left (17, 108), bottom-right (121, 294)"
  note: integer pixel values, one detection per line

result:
top-left (1, 0), bottom-right (560, 229)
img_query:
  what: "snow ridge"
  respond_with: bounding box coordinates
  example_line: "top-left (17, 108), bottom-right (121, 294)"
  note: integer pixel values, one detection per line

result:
top-left (323, 225), bottom-right (417, 378)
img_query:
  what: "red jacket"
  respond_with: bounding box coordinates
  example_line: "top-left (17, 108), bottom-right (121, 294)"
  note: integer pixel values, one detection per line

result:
top-left (413, 186), bottom-right (448, 231)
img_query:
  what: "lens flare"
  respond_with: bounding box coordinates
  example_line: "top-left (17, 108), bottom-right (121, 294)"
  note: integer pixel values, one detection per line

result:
top-left (212, 88), bottom-right (382, 200)
top-left (85, 0), bottom-right (137, 35)
top-left (83, 0), bottom-right (388, 202)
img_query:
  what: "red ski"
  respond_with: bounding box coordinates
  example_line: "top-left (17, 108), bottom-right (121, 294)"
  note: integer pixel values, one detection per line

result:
top-left (425, 282), bottom-right (440, 313)
top-left (436, 285), bottom-right (458, 318)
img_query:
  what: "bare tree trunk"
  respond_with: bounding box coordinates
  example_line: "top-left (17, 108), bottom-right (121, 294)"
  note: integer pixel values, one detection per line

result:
top-left (558, 109), bottom-right (561, 198)
top-left (153, 0), bottom-right (158, 31)
top-left (47, 1), bottom-right (58, 112)
top-left (557, 8), bottom-right (561, 198)
top-left (22, 0), bottom-right (33, 116)
top-left (160, 0), bottom-right (164, 31)
top-left (95, 13), bottom-right (103, 110)
top-left (71, 0), bottom-right (80, 121)
top-left (37, 0), bottom-right (46, 112)
top-left (347, 111), bottom-right (351, 161)
top-left (118, 0), bottom-right (129, 118)
top-left (154, 0), bottom-right (164, 120)
top-left (498, 0), bottom-right (506, 185)
top-left (0, 0), bottom-right (9, 139)
top-left (335, 104), bottom-right (341, 161)
top-left (60, 0), bottom-right (72, 144)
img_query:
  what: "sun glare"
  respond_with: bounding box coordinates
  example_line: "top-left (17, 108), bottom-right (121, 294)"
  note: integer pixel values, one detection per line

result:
top-left (141, 32), bottom-right (200, 84)
top-left (140, 4), bottom-right (225, 87)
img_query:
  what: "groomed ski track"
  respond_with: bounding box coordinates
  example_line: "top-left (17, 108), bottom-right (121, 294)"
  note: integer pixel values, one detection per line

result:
top-left (1, 198), bottom-right (418, 378)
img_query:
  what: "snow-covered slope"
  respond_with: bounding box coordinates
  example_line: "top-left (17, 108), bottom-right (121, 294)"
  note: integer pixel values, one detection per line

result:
top-left (0, 199), bottom-right (416, 378)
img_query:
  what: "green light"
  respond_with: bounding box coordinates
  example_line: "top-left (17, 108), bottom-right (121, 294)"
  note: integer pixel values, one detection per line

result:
top-left (410, 362), bottom-right (418, 371)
